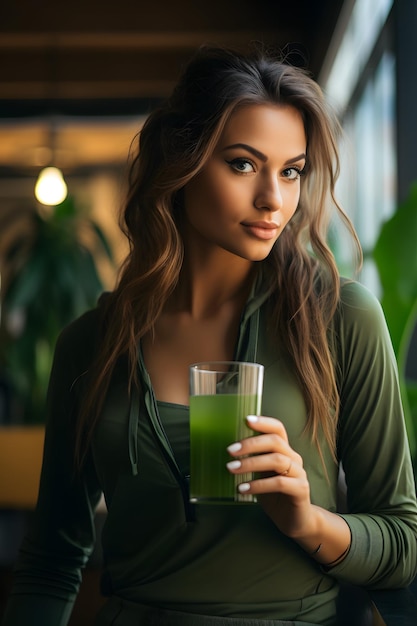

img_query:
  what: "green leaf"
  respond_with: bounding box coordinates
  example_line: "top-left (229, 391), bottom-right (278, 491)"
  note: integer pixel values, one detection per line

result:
top-left (89, 221), bottom-right (115, 261)
top-left (373, 183), bottom-right (417, 460)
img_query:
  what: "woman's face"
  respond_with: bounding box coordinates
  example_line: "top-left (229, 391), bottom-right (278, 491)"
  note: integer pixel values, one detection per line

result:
top-left (182, 103), bottom-right (307, 263)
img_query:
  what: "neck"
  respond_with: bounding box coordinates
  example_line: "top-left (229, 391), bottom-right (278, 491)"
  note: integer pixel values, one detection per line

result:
top-left (168, 251), bottom-right (256, 320)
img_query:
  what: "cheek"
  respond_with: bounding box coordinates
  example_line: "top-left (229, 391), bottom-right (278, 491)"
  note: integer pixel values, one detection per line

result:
top-left (288, 184), bottom-right (301, 213)
top-left (185, 176), bottom-right (239, 222)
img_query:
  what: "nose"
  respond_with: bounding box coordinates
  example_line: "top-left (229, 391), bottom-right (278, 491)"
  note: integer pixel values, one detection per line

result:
top-left (254, 175), bottom-right (283, 213)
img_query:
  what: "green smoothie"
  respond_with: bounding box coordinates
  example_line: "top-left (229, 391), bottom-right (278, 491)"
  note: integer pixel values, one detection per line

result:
top-left (189, 393), bottom-right (259, 503)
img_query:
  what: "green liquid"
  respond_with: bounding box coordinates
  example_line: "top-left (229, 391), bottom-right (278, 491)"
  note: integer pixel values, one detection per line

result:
top-left (189, 393), bottom-right (259, 503)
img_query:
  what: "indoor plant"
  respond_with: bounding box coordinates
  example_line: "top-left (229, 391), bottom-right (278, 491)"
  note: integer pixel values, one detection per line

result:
top-left (0, 195), bottom-right (114, 424)
top-left (373, 183), bottom-right (417, 461)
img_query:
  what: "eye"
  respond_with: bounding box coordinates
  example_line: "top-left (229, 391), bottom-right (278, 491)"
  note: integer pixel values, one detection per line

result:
top-left (226, 158), bottom-right (255, 174)
top-left (282, 167), bottom-right (303, 181)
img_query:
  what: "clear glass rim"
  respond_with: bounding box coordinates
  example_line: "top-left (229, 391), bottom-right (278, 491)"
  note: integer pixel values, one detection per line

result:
top-left (190, 361), bottom-right (264, 373)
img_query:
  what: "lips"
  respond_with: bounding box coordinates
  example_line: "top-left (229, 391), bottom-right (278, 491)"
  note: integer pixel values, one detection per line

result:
top-left (241, 220), bottom-right (280, 240)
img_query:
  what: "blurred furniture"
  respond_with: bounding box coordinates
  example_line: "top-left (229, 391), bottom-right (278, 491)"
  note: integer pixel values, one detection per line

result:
top-left (0, 426), bottom-right (44, 509)
top-left (337, 583), bottom-right (417, 625)
top-left (370, 586), bottom-right (417, 626)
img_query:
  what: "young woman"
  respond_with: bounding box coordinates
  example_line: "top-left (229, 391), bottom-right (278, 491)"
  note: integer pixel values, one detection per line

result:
top-left (3, 45), bottom-right (417, 626)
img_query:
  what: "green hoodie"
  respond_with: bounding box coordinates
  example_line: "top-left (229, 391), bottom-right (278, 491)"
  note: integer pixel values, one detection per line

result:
top-left (3, 279), bottom-right (417, 626)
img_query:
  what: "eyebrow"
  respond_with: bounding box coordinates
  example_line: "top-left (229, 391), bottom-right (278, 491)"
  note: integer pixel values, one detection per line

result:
top-left (222, 143), bottom-right (306, 165)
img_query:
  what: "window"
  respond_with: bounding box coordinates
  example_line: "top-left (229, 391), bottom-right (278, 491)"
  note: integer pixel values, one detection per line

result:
top-left (320, 0), bottom-right (395, 295)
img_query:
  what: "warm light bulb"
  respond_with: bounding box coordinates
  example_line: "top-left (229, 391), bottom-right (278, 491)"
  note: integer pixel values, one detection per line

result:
top-left (34, 166), bottom-right (68, 206)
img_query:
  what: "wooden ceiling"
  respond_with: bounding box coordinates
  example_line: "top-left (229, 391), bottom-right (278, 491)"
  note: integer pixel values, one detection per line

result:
top-left (0, 1), bottom-right (345, 173)
top-left (0, 0), bottom-right (345, 118)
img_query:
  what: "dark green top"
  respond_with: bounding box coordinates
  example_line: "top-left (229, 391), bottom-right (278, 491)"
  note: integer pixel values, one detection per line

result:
top-left (3, 280), bottom-right (417, 626)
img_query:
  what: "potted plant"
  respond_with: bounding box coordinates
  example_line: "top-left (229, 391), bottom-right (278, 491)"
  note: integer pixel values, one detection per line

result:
top-left (0, 194), bottom-right (114, 424)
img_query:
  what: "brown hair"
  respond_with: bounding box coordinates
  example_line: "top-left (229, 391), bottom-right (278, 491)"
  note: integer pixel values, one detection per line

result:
top-left (74, 45), bottom-right (361, 468)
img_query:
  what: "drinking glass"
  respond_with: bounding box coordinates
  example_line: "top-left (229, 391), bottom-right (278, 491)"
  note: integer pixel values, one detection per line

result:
top-left (189, 361), bottom-right (264, 504)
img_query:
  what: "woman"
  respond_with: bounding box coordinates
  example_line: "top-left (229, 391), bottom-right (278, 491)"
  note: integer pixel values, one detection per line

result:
top-left (3, 45), bottom-right (417, 626)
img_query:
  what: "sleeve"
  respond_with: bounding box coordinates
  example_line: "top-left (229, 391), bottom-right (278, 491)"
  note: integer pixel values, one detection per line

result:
top-left (2, 310), bottom-right (103, 626)
top-left (327, 280), bottom-right (417, 589)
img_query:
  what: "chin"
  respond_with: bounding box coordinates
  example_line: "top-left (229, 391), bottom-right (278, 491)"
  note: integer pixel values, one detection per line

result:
top-left (247, 243), bottom-right (277, 262)
top-left (235, 248), bottom-right (275, 263)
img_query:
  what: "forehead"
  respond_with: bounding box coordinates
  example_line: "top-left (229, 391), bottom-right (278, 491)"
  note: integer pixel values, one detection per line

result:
top-left (216, 104), bottom-right (307, 155)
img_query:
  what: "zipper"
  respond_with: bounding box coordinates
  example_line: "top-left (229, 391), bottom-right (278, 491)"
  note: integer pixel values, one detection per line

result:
top-left (144, 386), bottom-right (195, 522)
top-left (132, 344), bottom-right (194, 521)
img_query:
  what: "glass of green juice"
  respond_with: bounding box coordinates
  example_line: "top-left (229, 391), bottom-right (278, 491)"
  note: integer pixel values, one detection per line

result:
top-left (189, 361), bottom-right (264, 504)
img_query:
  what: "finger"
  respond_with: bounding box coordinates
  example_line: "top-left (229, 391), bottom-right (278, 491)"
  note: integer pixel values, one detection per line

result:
top-left (246, 415), bottom-right (289, 443)
top-left (226, 453), bottom-right (295, 477)
top-left (227, 432), bottom-right (295, 459)
top-left (238, 473), bottom-right (310, 497)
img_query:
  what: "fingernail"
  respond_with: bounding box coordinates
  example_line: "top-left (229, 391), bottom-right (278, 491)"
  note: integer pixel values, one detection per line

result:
top-left (227, 442), bottom-right (242, 454)
top-left (226, 460), bottom-right (241, 470)
top-left (247, 415), bottom-right (258, 423)
top-left (238, 483), bottom-right (251, 493)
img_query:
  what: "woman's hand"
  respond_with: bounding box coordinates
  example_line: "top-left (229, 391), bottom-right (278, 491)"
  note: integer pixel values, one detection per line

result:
top-left (226, 414), bottom-right (352, 566)
top-left (226, 414), bottom-right (314, 538)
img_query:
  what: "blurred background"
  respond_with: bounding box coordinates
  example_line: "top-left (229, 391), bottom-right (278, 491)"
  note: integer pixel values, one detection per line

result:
top-left (0, 0), bottom-right (416, 623)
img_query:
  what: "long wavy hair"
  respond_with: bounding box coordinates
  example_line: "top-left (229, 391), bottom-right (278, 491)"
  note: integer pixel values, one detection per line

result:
top-left (74, 45), bottom-right (361, 469)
